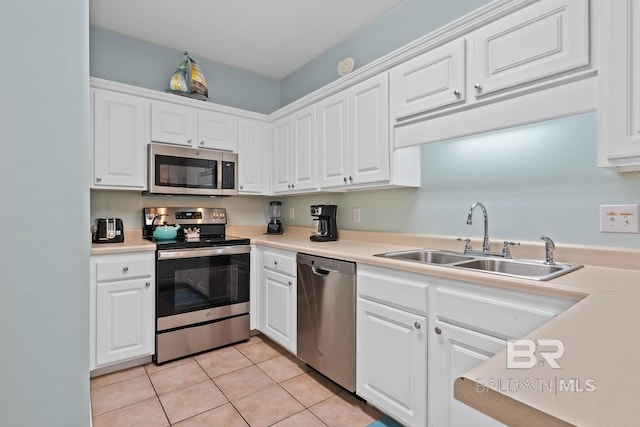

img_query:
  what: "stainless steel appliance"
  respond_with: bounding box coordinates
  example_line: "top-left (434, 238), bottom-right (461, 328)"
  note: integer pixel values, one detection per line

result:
top-left (310, 204), bottom-right (338, 242)
top-left (143, 207), bottom-right (250, 364)
top-left (266, 201), bottom-right (283, 234)
top-left (297, 253), bottom-right (356, 391)
top-left (147, 143), bottom-right (238, 196)
top-left (92, 217), bottom-right (124, 243)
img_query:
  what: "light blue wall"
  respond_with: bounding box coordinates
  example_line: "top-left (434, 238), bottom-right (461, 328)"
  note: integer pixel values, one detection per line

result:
top-left (90, 26), bottom-right (281, 113)
top-left (0, 0), bottom-right (91, 425)
top-left (280, 0), bottom-right (492, 104)
top-left (282, 113), bottom-right (640, 249)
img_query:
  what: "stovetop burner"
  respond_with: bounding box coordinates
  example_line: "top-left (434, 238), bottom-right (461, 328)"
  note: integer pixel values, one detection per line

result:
top-left (145, 235), bottom-right (250, 250)
top-left (142, 207), bottom-right (250, 249)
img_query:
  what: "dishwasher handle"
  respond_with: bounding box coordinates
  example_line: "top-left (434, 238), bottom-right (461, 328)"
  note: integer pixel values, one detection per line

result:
top-left (312, 267), bottom-right (331, 276)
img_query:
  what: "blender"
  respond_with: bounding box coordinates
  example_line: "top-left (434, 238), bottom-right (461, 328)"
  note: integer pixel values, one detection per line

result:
top-left (266, 201), bottom-right (283, 234)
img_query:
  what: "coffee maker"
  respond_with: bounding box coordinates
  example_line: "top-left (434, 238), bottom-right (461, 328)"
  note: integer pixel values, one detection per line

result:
top-left (310, 204), bottom-right (338, 242)
top-left (266, 201), bottom-right (283, 234)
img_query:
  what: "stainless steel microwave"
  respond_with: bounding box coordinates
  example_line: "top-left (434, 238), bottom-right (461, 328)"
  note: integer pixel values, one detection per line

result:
top-left (147, 143), bottom-right (238, 196)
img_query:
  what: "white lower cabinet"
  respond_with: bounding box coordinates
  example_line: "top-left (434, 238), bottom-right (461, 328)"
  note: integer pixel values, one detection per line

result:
top-left (357, 298), bottom-right (427, 427)
top-left (429, 320), bottom-right (507, 427)
top-left (356, 265), bottom-right (428, 427)
top-left (258, 247), bottom-right (297, 353)
top-left (356, 265), bottom-right (575, 427)
top-left (90, 252), bottom-right (155, 370)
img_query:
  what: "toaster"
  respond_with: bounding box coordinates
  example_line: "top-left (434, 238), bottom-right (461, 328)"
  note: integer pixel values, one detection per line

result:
top-left (92, 218), bottom-right (124, 243)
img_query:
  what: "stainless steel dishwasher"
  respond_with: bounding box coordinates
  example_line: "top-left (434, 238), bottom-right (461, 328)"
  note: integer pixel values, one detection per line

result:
top-left (296, 253), bottom-right (356, 392)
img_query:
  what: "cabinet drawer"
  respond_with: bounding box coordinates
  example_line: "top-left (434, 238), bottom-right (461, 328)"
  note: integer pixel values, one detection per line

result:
top-left (357, 265), bottom-right (428, 315)
top-left (263, 249), bottom-right (296, 276)
top-left (96, 254), bottom-right (154, 282)
top-left (436, 285), bottom-right (573, 340)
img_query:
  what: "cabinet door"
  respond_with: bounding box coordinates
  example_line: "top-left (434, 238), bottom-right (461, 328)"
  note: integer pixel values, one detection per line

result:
top-left (93, 90), bottom-right (148, 189)
top-left (96, 278), bottom-right (154, 366)
top-left (598, 0), bottom-right (640, 171)
top-left (151, 100), bottom-right (196, 146)
top-left (429, 321), bottom-right (507, 427)
top-left (261, 268), bottom-right (296, 353)
top-left (391, 38), bottom-right (466, 120)
top-left (317, 90), bottom-right (350, 189)
top-left (271, 117), bottom-right (292, 193)
top-left (349, 73), bottom-right (390, 185)
top-left (471, 0), bottom-right (589, 98)
top-left (197, 110), bottom-right (238, 151)
top-left (290, 105), bottom-right (317, 191)
top-left (356, 298), bottom-right (426, 427)
top-left (238, 118), bottom-right (267, 194)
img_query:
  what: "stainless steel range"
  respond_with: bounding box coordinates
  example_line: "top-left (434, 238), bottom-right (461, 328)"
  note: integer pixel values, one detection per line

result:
top-left (143, 207), bottom-right (250, 364)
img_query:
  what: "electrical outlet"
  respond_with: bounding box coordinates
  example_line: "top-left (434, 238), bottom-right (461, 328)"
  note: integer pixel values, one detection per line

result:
top-left (353, 207), bottom-right (361, 223)
top-left (289, 207), bottom-right (295, 220)
top-left (600, 204), bottom-right (639, 233)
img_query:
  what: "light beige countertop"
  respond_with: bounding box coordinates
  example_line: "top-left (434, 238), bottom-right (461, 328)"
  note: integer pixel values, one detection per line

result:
top-left (92, 225), bottom-right (640, 425)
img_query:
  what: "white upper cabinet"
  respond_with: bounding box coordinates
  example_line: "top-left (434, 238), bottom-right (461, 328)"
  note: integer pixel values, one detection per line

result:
top-left (598, 0), bottom-right (640, 171)
top-left (317, 91), bottom-right (350, 188)
top-left (197, 110), bottom-right (238, 151)
top-left (349, 73), bottom-right (391, 185)
top-left (92, 89), bottom-right (149, 190)
top-left (238, 118), bottom-right (268, 194)
top-left (394, 0), bottom-right (595, 148)
top-left (151, 100), bottom-right (238, 151)
top-left (270, 105), bottom-right (317, 194)
top-left (316, 73), bottom-right (420, 191)
top-left (470, 0), bottom-right (589, 98)
top-left (391, 38), bottom-right (466, 120)
top-left (151, 100), bottom-right (196, 147)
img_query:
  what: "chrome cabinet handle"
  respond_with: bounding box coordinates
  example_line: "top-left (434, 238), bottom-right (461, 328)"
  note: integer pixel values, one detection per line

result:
top-left (474, 83), bottom-right (481, 90)
top-left (200, 140), bottom-right (204, 145)
top-left (453, 90), bottom-right (460, 96)
top-left (145, 281), bottom-right (151, 287)
top-left (96, 176), bottom-right (102, 182)
top-left (414, 322), bottom-right (421, 329)
top-left (434, 326), bottom-right (442, 335)
top-left (343, 177), bottom-right (348, 183)
top-left (122, 266), bottom-right (129, 272)
top-left (288, 280), bottom-right (292, 286)
top-left (187, 138), bottom-right (192, 143)
top-left (348, 176), bottom-right (353, 182)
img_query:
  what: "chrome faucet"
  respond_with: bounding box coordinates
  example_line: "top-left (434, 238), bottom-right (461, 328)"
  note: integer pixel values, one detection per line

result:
top-left (540, 236), bottom-right (556, 265)
top-left (466, 202), bottom-right (490, 253)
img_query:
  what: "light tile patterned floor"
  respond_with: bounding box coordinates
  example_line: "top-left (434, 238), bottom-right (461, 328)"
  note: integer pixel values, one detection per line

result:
top-left (90, 334), bottom-right (384, 426)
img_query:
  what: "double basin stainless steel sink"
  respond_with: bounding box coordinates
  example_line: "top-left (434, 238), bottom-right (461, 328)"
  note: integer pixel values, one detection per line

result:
top-left (375, 249), bottom-right (583, 281)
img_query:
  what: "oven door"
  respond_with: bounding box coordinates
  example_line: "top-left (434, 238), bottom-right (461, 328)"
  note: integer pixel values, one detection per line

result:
top-left (156, 245), bottom-right (250, 331)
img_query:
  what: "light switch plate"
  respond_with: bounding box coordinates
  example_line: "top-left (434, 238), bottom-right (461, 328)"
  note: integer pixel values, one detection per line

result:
top-left (600, 204), bottom-right (639, 233)
top-left (353, 207), bottom-right (361, 223)
top-left (289, 207), bottom-right (295, 219)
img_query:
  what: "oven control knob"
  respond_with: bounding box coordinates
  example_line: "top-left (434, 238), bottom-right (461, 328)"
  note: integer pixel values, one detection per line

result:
top-left (219, 213), bottom-right (225, 220)
top-left (213, 213), bottom-right (219, 219)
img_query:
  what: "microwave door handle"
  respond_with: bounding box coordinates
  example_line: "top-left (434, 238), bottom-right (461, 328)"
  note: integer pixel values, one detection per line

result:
top-left (217, 154), bottom-right (223, 191)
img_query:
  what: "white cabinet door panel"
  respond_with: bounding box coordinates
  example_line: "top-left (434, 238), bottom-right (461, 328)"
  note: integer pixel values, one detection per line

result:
top-left (262, 268), bottom-right (296, 353)
top-left (271, 118), bottom-right (292, 193)
top-left (93, 90), bottom-right (148, 189)
top-left (96, 278), bottom-right (153, 366)
top-left (471, 0), bottom-right (589, 97)
top-left (392, 38), bottom-right (466, 119)
top-left (317, 91), bottom-right (350, 188)
top-left (430, 321), bottom-right (507, 427)
top-left (151, 101), bottom-right (196, 146)
top-left (357, 298), bottom-right (426, 427)
top-left (350, 74), bottom-right (390, 184)
top-left (197, 111), bottom-right (237, 151)
top-left (238, 119), bottom-right (267, 194)
top-left (291, 105), bottom-right (317, 191)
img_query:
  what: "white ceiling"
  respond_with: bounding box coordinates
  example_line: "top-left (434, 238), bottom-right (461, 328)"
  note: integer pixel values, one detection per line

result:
top-left (90, 0), bottom-right (404, 79)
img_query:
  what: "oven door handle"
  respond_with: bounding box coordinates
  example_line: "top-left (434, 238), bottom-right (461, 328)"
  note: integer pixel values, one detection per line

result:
top-left (157, 245), bottom-right (251, 260)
